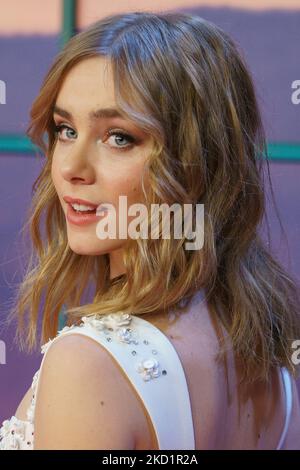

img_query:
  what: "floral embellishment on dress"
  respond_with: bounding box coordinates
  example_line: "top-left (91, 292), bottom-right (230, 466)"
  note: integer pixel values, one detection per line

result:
top-left (80, 313), bottom-right (139, 343)
top-left (136, 357), bottom-right (161, 381)
top-left (80, 315), bottom-right (106, 332)
top-left (81, 312), bottom-right (132, 331)
top-left (116, 327), bottom-right (136, 344)
top-left (0, 419), bottom-right (12, 440)
top-left (0, 416), bottom-right (27, 450)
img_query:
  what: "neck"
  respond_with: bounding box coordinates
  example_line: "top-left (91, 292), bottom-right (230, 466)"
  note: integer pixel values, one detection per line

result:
top-left (109, 248), bottom-right (126, 280)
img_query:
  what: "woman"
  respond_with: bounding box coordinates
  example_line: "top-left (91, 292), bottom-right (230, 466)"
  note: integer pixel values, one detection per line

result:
top-left (1, 11), bottom-right (300, 450)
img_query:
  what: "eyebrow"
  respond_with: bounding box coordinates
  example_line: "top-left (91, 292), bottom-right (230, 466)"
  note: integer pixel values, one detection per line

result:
top-left (53, 105), bottom-right (125, 121)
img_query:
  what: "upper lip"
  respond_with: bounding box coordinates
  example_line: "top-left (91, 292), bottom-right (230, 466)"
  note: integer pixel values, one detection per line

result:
top-left (63, 195), bottom-right (100, 209)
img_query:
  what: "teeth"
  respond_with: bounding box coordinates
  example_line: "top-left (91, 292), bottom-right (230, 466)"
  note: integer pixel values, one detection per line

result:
top-left (71, 203), bottom-right (95, 212)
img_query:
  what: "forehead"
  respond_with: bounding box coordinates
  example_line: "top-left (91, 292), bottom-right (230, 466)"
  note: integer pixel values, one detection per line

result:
top-left (56, 56), bottom-right (116, 110)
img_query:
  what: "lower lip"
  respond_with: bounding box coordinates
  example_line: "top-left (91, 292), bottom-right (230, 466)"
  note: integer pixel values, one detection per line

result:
top-left (66, 203), bottom-right (107, 226)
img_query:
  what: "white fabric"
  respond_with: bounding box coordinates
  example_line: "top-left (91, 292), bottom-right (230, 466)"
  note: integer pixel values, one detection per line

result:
top-left (276, 367), bottom-right (293, 450)
top-left (0, 312), bottom-right (294, 450)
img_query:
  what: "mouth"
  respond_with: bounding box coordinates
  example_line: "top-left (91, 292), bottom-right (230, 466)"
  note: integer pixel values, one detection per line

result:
top-left (66, 202), bottom-right (108, 226)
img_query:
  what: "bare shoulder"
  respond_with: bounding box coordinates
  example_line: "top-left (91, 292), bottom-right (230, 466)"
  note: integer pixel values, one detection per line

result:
top-left (33, 332), bottom-right (140, 449)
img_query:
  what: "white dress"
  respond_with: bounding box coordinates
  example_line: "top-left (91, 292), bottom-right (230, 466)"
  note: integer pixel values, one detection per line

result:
top-left (0, 312), bottom-right (293, 450)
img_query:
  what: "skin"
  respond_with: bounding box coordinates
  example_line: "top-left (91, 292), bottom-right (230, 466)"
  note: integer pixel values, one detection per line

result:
top-left (51, 56), bottom-right (152, 279)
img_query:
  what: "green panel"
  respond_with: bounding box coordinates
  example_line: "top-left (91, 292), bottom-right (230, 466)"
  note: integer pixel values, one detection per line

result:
top-left (0, 135), bottom-right (38, 154)
top-left (58, 305), bottom-right (67, 330)
top-left (60, 0), bottom-right (77, 47)
top-left (266, 143), bottom-right (300, 161)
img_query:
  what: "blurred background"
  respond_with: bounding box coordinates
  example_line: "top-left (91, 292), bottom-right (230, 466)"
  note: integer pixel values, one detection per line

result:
top-left (0, 0), bottom-right (299, 425)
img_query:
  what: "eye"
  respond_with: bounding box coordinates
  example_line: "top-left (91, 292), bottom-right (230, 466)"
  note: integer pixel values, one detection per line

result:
top-left (104, 129), bottom-right (136, 151)
top-left (54, 123), bottom-right (136, 151)
top-left (54, 124), bottom-right (77, 142)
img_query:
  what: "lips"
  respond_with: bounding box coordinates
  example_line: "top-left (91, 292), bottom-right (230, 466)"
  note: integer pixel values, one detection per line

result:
top-left (66, 201), bottom-right (107, 226)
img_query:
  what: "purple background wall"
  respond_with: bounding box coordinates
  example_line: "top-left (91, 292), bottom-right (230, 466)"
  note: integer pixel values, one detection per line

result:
top-left (0, 7), bottom-right (299, 424)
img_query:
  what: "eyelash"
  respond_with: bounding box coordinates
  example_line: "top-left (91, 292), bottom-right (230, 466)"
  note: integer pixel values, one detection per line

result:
top-left (53, 124), bottom-right (136, 151)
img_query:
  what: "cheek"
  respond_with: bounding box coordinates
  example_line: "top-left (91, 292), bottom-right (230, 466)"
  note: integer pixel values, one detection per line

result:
top-left (119, 172), bottom-right (146, 205)
top-left (102, 166), bottom-right (148, 233)
top-left (102, 163), bottom-right (148, 203)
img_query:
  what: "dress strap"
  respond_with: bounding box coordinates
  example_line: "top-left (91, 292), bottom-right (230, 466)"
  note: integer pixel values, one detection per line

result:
top-left (30, 313), bottom-right (195, 450)
top-left (276, 367), bottom-right (293, 450)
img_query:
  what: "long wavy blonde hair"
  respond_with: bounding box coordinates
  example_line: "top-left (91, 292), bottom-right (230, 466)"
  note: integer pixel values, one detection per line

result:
top-left (5, 11), bottom-right (300, 383)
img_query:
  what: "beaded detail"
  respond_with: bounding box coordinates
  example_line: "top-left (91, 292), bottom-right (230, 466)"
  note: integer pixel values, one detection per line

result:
top-left (81, 312), bottom-right (132, 333)
top-left (0, 312), bottom-right (167, 450)
top-left (80, 313), bottom-right (140, 345)
top-left (79, 313), bottom-right (166, 382)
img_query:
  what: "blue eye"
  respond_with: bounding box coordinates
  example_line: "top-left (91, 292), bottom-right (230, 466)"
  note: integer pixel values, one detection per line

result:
top-left (105, 129), bottom-right (136, 150)
top-left (54, 124), bottom-right (76, 142)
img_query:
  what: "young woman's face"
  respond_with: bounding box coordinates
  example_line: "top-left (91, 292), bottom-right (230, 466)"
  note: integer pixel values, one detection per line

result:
top-left (51, 56), bottom-right (152, 257)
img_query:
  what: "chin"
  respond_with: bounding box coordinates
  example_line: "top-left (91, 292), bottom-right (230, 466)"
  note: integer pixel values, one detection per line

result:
top-left (67, 238), bottom-right (120, 256)
top-left (69, 246), bottom-right (101, 256)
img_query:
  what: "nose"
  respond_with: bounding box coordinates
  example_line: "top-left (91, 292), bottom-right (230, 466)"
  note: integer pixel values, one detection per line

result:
top-left (60, 141), bottom-right (96, 184)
